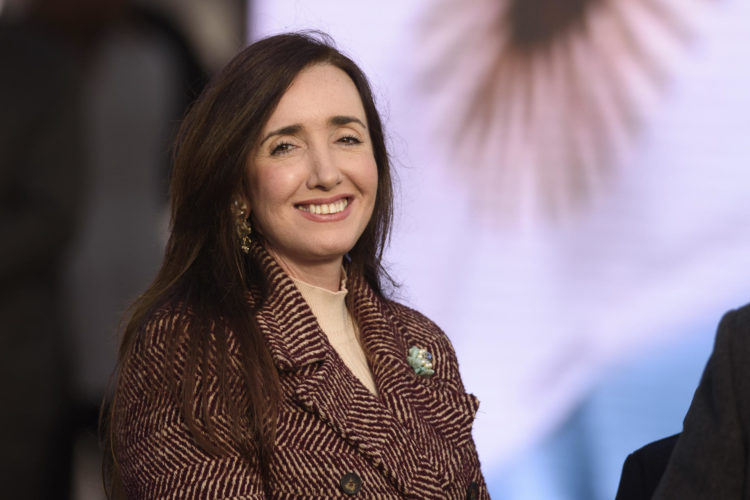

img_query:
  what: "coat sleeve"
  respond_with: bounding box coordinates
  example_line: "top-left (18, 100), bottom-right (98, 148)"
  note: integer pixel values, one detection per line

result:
top-left (113, 311), bottom-right (265, 500)
top-left (653, 307), bottom-right (750, 499)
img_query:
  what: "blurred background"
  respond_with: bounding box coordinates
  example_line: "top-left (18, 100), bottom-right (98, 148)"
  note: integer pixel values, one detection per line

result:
top-left (1, 0), bottom-right (749, 498)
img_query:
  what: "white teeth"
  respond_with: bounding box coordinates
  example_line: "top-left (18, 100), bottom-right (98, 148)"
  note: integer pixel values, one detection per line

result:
top-left (298, 198), bottom-right (348, 215)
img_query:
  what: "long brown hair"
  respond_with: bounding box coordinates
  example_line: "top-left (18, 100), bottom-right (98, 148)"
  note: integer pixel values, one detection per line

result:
top-left (103, 31), bottom-right (394, 496)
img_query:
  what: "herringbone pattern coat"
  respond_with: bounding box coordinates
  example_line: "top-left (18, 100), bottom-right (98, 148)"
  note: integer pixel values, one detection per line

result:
top-left (115, 244), bottom-right (489, 499)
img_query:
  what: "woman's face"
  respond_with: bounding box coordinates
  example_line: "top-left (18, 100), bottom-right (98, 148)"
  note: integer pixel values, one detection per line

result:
top-left (245, 63), bottom-right (378, 275)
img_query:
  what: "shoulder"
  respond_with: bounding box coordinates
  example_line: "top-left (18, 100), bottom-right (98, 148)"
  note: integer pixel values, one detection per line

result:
top-left (712, 303), bottom-right (750, 362)
top-left (119, 302), bottom-right (238, 399)
top-left (692, 303), bottom-right (750, 414)
top-left (382, 299), bottom-right (467, 388)
top-left (128, 301), bottom-right (241, 359)
top-left (116, 304), bottom-right (192, 403)
top-left (383, 300), bottom-right (442, 331)
top-left (713, 303), bottom-right (750, 406)
top-left (382, 299), bottom-right (451, 349)
top-left (720, 303), bottom-right (750, 332)
top-left (125, 304), bottom-right (193, 368)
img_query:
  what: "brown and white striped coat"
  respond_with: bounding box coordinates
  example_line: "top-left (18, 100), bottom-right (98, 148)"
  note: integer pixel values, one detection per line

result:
top-left (115, 247), bottom-right (489, 499)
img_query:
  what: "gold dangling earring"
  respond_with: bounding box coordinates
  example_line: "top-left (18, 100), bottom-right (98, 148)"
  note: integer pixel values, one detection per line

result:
top-left (233, 200), bottom-right (252, 254)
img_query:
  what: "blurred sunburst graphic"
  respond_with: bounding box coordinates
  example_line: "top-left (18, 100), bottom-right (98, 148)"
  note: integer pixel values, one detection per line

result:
top-left (414, 0), bottom-right (713, 220)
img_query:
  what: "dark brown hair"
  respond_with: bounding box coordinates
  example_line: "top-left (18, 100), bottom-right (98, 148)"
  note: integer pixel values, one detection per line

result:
top-left (103, 31), bottom-right (394, 496)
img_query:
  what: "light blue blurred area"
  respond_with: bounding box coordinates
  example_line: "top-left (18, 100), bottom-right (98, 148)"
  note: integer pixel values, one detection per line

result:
top-left (484, 315), bottom-right (720, 500)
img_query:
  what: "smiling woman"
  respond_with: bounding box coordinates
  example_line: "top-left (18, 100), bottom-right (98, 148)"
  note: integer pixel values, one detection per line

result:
top-left (245, 63), bottom-right (379, 291)
top-left (103, 32), bottom-right (488, 499)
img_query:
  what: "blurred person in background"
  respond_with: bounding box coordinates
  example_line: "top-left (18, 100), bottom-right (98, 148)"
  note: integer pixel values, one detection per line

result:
top-left (616, 302), bottom-right (750, 500)
top-left (1, 0), bottom-right (212, 497)
top-left (0, 6), bottom-right (86, 498)
top-left (104, 32), bottom-right (488, 499)
top-left (59, 0), bottom-right (209, 436)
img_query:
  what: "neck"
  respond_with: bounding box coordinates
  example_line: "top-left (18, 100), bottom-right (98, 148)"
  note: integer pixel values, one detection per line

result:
top-left (265, 247), bottom-right (343, 292)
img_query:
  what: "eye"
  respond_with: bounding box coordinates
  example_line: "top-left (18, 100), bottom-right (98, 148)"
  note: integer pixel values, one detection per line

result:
top-left (337, 135), bottom-right (362, 145)
top-left (270, 142), bottom-right (295, 156)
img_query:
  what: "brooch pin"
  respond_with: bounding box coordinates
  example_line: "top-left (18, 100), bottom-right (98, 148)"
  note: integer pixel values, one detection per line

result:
top-left (407, 346), bottom-right (434, 377)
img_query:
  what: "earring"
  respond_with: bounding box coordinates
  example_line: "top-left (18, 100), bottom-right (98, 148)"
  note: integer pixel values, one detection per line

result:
top-left (233, 200), bottom-right (252, 254)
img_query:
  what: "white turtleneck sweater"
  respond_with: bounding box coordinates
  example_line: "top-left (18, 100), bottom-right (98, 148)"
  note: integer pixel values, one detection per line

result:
top-left (291, 276), bottom-right (378, 395)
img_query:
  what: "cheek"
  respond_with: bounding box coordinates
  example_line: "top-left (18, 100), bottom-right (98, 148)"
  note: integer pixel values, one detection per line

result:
top-left (357, 157), bottom-right (379, 197)
top-left (355, 162), bottom-right (379, 230)
top-left (249, 167), bottom-right (295, 214)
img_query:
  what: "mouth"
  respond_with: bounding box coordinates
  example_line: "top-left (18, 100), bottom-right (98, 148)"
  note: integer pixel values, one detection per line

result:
top-left (296, 197), bottom-right (350, 215)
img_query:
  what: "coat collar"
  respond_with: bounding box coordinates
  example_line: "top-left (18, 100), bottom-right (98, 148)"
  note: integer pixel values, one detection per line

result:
top-left (248, 240), bottom-right (410, 378)
top-left (248, 241), bottom-right (329, 371)
top-left (247, 241), bottom-right (425, 494)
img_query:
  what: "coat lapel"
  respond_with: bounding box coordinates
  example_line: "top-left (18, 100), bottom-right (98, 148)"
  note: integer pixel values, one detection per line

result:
top-left (249, 243), bottom-right (422, 495)
top-left (349, 272), bottom-right (480, 487)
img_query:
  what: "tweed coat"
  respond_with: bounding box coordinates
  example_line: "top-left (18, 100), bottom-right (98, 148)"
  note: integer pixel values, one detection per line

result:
top-left (114, 244), bottom-right (489, 499)
top-left (653, 303), bottom-right (750, 499)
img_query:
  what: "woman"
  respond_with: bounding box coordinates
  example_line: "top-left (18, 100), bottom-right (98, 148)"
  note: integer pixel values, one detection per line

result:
top-left (105, 32), bottom-right (488, 499)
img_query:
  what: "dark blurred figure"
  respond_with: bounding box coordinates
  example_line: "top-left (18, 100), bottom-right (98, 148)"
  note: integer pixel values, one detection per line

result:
top-left (0, 13), bottom-right (86, 500)
top-left (60, 0), bottom-right (208, 432)
top-left (1, 0), bottom-right (208, 497)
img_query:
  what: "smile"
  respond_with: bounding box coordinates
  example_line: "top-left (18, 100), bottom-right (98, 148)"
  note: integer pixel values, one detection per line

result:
top-left (296, 198), bottom-right (349, 215)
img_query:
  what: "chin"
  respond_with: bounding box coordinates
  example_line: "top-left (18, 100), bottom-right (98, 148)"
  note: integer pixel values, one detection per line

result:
top-left (312, 245), bottom-right (356, 261)
top-left (307, 238), bottom-right (359, 260)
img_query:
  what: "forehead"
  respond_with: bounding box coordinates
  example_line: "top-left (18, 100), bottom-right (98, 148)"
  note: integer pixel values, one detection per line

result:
top-left (263, 63), bottom-right (367, 129)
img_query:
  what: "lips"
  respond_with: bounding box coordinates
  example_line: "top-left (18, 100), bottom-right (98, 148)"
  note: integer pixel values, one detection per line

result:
top-left (296, 197), bottom-right (350, 215)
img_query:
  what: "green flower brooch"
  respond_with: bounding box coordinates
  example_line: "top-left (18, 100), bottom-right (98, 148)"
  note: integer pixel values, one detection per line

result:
top-left (407, 346), bottom-right (434, 377)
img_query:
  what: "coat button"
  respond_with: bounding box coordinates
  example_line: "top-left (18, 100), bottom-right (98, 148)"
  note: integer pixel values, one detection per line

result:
top-left (466, 481), bottom-right (479, 500)
top-left (340, 473), bottom-right (362, 496)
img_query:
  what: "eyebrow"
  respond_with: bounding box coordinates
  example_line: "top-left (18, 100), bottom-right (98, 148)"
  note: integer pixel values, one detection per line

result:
top-left (329, 115), bottom-right (367, 128)
top-left (259, 115), bottom-right (367, 145)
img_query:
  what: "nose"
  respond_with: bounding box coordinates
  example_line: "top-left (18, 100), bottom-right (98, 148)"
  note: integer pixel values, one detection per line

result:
top-left (306, 143), bottom-right (342, 190)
